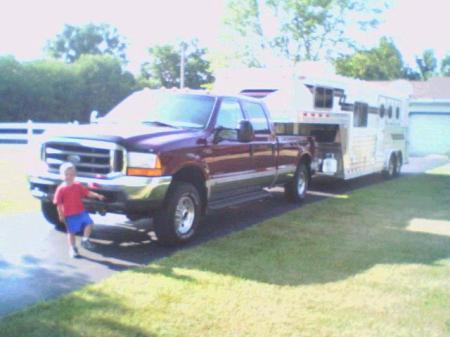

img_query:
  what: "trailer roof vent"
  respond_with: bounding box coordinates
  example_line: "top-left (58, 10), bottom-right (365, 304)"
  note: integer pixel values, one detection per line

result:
top-left (240, 89), bottom-right (277, 99)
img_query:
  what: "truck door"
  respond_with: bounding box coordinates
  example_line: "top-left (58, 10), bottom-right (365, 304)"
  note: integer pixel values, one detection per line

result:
top-left (207, 98), bottom-right (256, 199)
top-left (241, 100), bottom-right (277, 187)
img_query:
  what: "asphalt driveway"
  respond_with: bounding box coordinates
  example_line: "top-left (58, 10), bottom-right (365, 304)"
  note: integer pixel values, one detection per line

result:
top-left (0, 155), bottom-right (448, 317)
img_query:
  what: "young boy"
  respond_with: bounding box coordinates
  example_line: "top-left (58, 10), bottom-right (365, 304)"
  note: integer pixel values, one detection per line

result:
top-left (54, 162), bottom-right (105, 258)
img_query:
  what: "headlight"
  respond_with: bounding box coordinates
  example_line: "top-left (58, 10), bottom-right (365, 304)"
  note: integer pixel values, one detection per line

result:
top-left (127, 152), bottom-right (163, 176)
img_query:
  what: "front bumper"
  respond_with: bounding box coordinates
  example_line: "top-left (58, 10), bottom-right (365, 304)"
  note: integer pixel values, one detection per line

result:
top-left (29, 172), bottom-right (172, 215)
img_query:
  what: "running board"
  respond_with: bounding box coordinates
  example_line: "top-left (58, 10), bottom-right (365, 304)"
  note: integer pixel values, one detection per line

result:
top-left (208, 190), bottom-right (272, 210)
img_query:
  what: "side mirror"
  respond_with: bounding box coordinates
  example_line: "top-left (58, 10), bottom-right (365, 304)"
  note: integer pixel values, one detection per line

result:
top-left (90, 110), bottom-right (99, 124)
top-left (237, 120), bottom-right (254, 142)
top-left (213, 126), bottom-right (224, 144)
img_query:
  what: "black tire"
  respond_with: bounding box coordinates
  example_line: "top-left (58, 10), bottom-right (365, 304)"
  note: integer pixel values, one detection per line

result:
top-left (285, 163), bottom-right (309, 203)
top-left (126, 213), bottom-right (143, 222)
top-left (383, 154), bottom-right (397, 179)
top-left (153, 182), bottom-right (201, 246)
top-left (394, 154), bottom-right (402, 177)
top-left (41, 201), bottom-right (66, 231)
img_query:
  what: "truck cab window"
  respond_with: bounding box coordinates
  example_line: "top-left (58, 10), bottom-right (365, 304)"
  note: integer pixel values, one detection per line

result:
top-left (215, 99), bottom-right (244, 140)
top-left (241, 101), bottom-right (270, 134)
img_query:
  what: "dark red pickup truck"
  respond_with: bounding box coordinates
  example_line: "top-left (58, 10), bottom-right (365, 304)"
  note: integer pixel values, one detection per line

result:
top-left (29, 89), bottom-right (315, 245)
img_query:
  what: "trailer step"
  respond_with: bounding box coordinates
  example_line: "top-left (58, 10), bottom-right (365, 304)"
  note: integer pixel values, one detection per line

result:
top-left (208, 190), bottom-right (272, 210)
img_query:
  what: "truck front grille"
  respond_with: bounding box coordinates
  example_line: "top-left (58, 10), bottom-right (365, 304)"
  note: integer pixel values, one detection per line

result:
top-left (44, 140), bottom-right (124, 177)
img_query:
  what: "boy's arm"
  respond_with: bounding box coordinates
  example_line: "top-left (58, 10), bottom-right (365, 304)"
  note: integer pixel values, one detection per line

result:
top-left (56, 204), bottom-right (65, 223)
top-left (87, 191), bottom-right (105, 201)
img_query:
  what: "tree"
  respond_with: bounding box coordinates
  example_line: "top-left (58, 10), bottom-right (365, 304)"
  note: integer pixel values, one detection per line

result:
top-left (416, 49), bottom-right (437, 80)
top-left (0, 55), bottom-right (136, 122)
top-left (45, 23), bottom-right (128, 65)
top-left (223, 0), bottom-right (388, 66)
top-left (74, 55), bottom-right (136, 119)
top-left (334, 37), bottom-right (405, 80)
top-left (140, 40), bottom-right (214, 89)
top-left (440, 54), bottom-right (450, 76)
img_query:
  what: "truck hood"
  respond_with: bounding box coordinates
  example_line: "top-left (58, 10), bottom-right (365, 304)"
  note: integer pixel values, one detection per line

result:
top-left (41, 123), bottom-right (200, 150)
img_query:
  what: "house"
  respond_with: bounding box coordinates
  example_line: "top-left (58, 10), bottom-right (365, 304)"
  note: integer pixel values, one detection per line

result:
top-left (409, 77), bottom-right (450, 156)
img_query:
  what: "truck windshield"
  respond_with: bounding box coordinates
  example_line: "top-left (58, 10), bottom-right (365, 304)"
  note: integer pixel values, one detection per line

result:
top-left (102, 89), bottom-right (216, 129)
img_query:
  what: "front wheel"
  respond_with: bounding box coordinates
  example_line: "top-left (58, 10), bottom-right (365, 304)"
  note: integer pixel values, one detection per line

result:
top-left (153, 182), bottom-right (201, 246)
top-left (285, 163), bottom-right (309, 203)
top-left (41, 201), bottom-right (66, 231)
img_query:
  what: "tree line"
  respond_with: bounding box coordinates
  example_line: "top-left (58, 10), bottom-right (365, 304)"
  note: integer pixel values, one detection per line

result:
top-left (1, 1), bottom-right (449, 122)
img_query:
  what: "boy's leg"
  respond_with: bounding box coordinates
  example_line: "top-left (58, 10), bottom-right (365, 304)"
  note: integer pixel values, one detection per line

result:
top-left (82, 224), bottom-right (93, 239)
top-left (67, 233), bottom-right (80, 258)
top-left (81, 223), bottom-right (95, 250)
top-left (67, 232), bottom-right (76, 247)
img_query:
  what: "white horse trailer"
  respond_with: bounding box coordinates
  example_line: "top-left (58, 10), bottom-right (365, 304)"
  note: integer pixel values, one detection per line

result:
top-left (214, 67), bottom-right (409, 180)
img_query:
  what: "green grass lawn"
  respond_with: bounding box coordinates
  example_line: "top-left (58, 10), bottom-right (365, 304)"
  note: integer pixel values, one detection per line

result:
top-left (1, 163), bottom-right (450, 337)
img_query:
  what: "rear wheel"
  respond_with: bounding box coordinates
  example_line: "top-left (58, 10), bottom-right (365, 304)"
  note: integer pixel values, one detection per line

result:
top-left (285, 163), bottom-right (309, 203)
top-left (41, 201), bottom-right (66, 231)
top-left (153, 182), bottom-right (201, 246)
top-left (383, 154), bottom-right (397, 179)
top-left (394, 154), bottom-right (402, 177)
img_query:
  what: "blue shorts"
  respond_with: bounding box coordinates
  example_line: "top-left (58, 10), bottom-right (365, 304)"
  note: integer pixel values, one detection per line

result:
top-left (65, 211), bottom-right (93, 234)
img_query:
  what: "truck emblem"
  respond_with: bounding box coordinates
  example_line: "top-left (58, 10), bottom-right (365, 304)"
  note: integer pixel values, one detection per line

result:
top-left (67, 154), bottom-right (81, 164)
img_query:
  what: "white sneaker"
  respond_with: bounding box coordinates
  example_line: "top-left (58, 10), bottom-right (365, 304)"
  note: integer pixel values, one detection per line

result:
top-left (70, 246), bottom-right (80, 258)
top-left (81, 239), bottom-right (95, 251)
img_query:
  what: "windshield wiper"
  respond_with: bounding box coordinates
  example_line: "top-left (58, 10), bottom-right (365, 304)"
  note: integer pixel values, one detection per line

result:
top-left (143, 121), bottom-right (180, 129)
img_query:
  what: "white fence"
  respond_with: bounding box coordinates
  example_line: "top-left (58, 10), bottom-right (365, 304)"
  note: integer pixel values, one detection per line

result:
top-left (0, 120), bottom-right (79, 144)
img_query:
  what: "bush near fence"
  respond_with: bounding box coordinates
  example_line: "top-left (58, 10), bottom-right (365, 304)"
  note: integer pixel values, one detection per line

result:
top-left (0, 54), bottom-right (137, 123)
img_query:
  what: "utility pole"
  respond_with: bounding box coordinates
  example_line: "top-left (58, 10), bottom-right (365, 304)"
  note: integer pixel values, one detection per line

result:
top-left (180, 42), bottom-right (186, 89)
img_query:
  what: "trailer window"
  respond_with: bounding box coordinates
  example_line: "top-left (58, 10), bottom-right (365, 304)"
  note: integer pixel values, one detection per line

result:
top-left (241, 101), bottom-right (270, 134)
top-left (314, 87), bottom-right (333, 109)
top-left (388, 106), bottom-right (393, 119)
top-left (396, 107), bottom-right (400, 119)
top-left (353, 102), bottom-right (368, 127)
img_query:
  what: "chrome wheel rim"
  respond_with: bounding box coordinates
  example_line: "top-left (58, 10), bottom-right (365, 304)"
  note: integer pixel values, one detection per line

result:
top-left (174, 195), bottom-right (195, 235)
top-left (297, 171), bottom-right (306, 196)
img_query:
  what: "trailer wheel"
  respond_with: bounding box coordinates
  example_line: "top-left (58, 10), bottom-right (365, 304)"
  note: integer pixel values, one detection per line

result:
top-left (41, 201), bottom-right (66, 231)
top-left (153, 182), bottom-right (201, 246)
top-left (394, 154), bottom-right (402, 177)
top-left (383, 154), bottom-right (397, 179)
top-left (285, 163), bottom-right (309, 203)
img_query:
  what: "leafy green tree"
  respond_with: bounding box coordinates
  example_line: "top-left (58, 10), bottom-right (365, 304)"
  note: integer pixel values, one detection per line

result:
top-left (74, 55), bottom-right (136, 119)
top-left (223, 0), bottom-right (388, 66)
top-left (0, 55), bottom-right (136, 122)
top-left (440, 54), bottom-right (450, 76)
top-left (416, 49), bottom-right (437, 80)
top-left (402, 65), bottom-right (421, 80)
top-left (0, 56), bottom-right (27, 121)
top-left (334, 37), bottom-right (405, 80)
top-left (140, 40), bottom-right (214, 89)
top-left (45, 23), bottom-right (128, 65)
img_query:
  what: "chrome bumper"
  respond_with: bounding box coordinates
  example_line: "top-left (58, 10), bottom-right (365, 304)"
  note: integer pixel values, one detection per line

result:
top-left (28, 172), bottom-right (172, 214)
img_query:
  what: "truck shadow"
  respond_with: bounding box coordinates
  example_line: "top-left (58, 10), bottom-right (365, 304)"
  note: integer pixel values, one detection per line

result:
top-left (89, 173), bottom-right (387, 267)
top-left (90, 171), bottom-right (449, 287)
top-left (133, 172), bottom-right (450, 286)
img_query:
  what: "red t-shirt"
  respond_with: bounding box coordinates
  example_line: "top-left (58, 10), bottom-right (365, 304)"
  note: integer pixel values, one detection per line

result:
top-left (53, 182), bottom-right (89, 217)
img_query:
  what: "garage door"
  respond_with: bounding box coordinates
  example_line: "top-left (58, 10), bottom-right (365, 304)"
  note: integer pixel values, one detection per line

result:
top-left (409, 113), bottom-right (450, 156)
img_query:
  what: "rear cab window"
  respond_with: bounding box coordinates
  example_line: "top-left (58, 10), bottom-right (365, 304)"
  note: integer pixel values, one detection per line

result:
top-left (241, 100), bottom-right (271, 134)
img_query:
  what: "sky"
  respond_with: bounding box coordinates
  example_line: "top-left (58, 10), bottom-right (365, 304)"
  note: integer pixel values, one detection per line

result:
top-left (0, 0), bottom-right (449, 74)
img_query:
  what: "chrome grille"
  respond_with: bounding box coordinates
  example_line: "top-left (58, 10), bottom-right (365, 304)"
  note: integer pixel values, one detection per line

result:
top-left (44, 140), bottom-right (124, 176)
